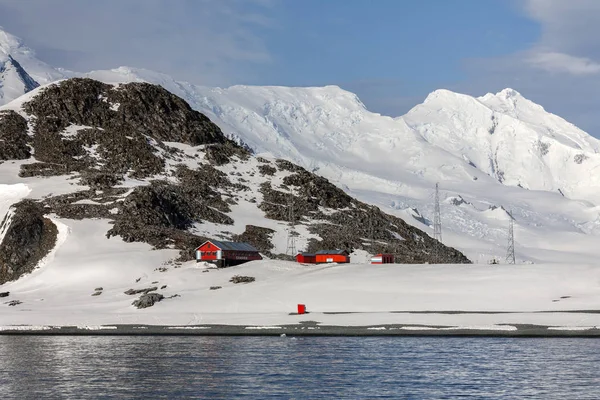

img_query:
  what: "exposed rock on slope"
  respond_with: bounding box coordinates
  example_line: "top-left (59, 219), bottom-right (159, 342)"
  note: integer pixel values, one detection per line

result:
top-left (0, 200), bottom-right (57, 284)
top-left (0, 110), bottom-right (30, 160)
top-left (260, 164), bottom-right (468, 264)
top-left (24, 78), bottom-right (226, 146)
top-left (106, 181), bottom-right (232, 250)
top-left (0, 78), bottom-right (469, 268)
top-left (20, 78), bottom-right (235, 179)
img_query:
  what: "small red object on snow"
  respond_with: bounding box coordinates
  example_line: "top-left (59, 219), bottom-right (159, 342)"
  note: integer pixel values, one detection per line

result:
top-left (297, 304), bottom-right (306, 314)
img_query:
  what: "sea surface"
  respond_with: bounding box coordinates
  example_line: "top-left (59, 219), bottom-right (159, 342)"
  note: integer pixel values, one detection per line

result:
top-left (1, 336), bottom-right (600, 399)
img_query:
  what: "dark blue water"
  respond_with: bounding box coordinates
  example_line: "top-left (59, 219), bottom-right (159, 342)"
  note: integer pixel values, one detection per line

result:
top-left (1, 336), bottom-right (600, 399)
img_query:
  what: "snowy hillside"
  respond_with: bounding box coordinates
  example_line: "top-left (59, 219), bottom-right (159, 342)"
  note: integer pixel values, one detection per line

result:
top-left (0, 77), bottom-right (467, 285)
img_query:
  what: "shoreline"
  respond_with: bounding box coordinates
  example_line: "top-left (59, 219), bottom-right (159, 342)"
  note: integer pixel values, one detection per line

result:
top-left (3, 323), bottom-right (600, 337)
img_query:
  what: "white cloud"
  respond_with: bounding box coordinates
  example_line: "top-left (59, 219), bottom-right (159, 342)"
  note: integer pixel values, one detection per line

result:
top-left (522, 0), bottom-right (600, 66)
top-left (525, 51), bottom-right (600, 75)
top-left (457, 1), bottom-right (600, 133)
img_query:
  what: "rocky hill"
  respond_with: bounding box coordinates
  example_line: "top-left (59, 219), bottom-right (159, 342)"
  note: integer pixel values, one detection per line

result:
top-left (0, 78), bottom-right (469, 284)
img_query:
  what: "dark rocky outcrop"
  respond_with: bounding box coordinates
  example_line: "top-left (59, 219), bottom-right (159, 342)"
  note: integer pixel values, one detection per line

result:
top-left (19, 162), bottom-right (71, 178)
top-left (174, 165), bottom-right (236, 212)
top-left (258, 164), bottom-right (276, 176)
top-left (0, 200), bottom-right (58, 284)
top-left (19, 78), bottom-right (239, 179)
top-left (232, 225), bottom-right (275, 254)
top-left (205, 142), bottom-right (250, 165)
top-left (24, 78), bottom-right (227, 146)
top-left (283, 169), bottom-right (353, 209)
top-left (124, 287), bottom-right (158, 295)
top-left (260, 171), bottom-right (470, 264)
top-left (0, 110), bottom-right (30, 160)
top-left (79, 170), bottom-right (123, 189)
top-left (132, 293), bottom-right (164, 309)
top-left (275, 159), bottom-right (303, 172)
top-left (0, 291), bottom-right (9, 297)
top-left (41, 188), bottom-right (128, 220)
top-left (230, 275), bottom-right (255, 284)
top-left (107, 181), bottom-right (230, 250)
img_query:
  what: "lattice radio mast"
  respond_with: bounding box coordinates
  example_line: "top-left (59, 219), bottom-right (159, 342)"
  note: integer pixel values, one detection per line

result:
top-left (286, 193), bottom-right (297, 256)
top-left (506, 212), bottom-right (515, 264)
top-left (369, 206), bottom-right (376, 256)
top-left (433, 183), bottom-right (442, 262)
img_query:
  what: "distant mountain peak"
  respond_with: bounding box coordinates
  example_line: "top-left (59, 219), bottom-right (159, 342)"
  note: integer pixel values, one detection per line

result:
top-left (478, 87), bottom-right (545, 116)
top-left (496, 88), bottom-right (521, 98)
top-left (0, 54), bottom-right (40, 102)
top-left (2, 54), bottom-right (40, 91)
top-left (0, 27), bottom-right (23, 54)
top-left (0, 28), bottom-right (65, 106)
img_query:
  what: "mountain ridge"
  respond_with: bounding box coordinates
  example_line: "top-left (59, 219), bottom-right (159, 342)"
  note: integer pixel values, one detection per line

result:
top-left (2, 28), bottom-right (600, 264)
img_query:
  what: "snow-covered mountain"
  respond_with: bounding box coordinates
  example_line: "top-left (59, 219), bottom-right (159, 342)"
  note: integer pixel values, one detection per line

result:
top-left (0, 28), bottom-right (65, 105)
top-left (2, 28), bottom-right (600, 265)
top-left (83, 68), bottom-right (600, 265)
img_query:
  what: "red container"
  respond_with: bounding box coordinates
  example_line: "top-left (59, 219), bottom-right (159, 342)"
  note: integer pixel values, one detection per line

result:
top-left (297, 304), bottom-right (306, 314)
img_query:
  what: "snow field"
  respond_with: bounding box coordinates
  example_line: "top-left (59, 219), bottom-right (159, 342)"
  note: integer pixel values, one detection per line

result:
top-left (3, 233), bottom-right (600, 328)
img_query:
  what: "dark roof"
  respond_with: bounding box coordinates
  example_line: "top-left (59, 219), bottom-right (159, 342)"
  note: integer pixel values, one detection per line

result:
top-left (298, 253), bottom-right (316, 257)
top-left (201, 240), bottom-right (259, 252)
top-left (315, 250), bottom-right (349, 255)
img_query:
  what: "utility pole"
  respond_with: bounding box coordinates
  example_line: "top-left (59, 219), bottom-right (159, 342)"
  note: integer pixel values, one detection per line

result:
top-left (369, 206), bottom-right (375, 256)
top-left (433, 183), bottom-right (442, 262)
top-left (506, 212), bottom-right (515, 264)
top-left (286, 192), bottom-right (297, 256)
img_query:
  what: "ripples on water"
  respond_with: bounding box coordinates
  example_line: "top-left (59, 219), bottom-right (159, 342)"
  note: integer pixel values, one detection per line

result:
top-left (1, 336), bottom-right (600, 399)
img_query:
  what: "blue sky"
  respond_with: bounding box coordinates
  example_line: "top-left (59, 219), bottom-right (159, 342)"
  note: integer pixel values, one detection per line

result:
top-left (262, 1), bottom-right (537, 85)
top-left (255, 0), bottom-right (540, 115)
top-left (1, 0), bottom-right (600, 132)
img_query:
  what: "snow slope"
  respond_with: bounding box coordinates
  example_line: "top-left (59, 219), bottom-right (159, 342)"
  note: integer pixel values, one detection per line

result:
top-left (4, 255), bottom-right (600, 329)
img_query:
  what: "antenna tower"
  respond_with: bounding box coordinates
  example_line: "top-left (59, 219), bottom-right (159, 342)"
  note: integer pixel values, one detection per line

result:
top-left (433, 183), bottom-right (442, 262)
top-left (506, 212), bottom-right (515, 264)
top-left (286, 193), bottom-right (297, 256)
top-left (369, 206), bottom-right (376, 256)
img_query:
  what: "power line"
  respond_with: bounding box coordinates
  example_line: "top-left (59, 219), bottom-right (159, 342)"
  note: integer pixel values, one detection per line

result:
top-left (433, 182), bottom-right (442, 262)
top-left (369, 206), bottom-right (375, 256)
top-left (286, 192), bottom-right (297, 256)
top-left (506, 211), bottom-right (515, 264)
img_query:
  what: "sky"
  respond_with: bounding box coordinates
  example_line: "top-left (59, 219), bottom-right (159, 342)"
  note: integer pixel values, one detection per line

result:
top-left (1, 0), bottom-right (600, 133)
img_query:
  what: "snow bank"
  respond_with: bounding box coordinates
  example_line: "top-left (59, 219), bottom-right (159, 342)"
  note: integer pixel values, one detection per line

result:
top-left (3, 258), bottom-right (600, 328)
top-left (0, 183), bottom-right (31, 243)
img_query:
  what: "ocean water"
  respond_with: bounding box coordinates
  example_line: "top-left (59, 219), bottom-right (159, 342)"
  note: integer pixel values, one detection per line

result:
top-left (1, 336), bottom-right (600, 399)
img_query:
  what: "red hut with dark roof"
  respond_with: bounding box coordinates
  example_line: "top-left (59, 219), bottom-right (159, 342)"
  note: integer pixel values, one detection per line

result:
top-left (195, 240), bottom-right (262, 267)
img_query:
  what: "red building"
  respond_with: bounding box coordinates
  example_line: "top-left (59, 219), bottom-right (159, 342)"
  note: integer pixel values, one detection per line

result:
top-left (370, 253), bottom-right (394, 264)
top-left (296, 253), bottom-right (316, 263)
top-left (315, 250), bottom-right (350, 264)
top-left (195, 240), bottom-right (262, 267)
